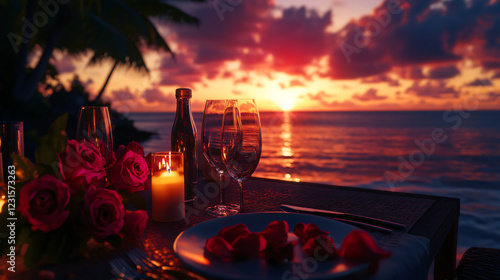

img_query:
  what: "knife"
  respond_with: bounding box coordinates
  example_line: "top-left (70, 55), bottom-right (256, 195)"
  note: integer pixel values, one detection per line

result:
top-left (280, 204), bottom-right (406, 231)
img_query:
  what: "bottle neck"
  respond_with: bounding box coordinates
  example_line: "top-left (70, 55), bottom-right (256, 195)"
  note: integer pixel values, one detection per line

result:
top-left (176, 97), bottom-right (191, 118)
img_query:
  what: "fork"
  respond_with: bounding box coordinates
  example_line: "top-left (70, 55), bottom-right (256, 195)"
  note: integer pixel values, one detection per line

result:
top-left (109, 257), bottom-right (144, 280)
top-left (127, 248), bottom-right (159, 272)
top-left (127, 248), bottom-right (208, 280)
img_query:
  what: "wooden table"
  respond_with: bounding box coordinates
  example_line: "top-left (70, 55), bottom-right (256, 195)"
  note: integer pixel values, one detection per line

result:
top-left (9, 177), bottom-right (460, 280)
top-left (242, 177), bottom-right (460, 280)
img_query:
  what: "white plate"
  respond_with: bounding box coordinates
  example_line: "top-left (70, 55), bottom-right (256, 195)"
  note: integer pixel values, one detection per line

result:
top-left (174, 212), bottom-right (369, 280)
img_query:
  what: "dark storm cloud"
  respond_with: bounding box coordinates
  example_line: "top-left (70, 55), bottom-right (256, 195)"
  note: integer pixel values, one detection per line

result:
top-left (427, 65), bottom-right (460, 79)
top-left (162, 1), bottom-right (331, 84)
top-left (260, 6), bottom-right (332, 75)
top-left (157, 0), bottom-right (500, 96)
top-left (172, 0), bottom-right (272, 69)
top-left (465, 78), bottom-right (492, 86)
top-left (307, 90), bottom-right (333, 101)
top-left (289, 79), bottom-right (305, 87)
top-left (484, 92), bottom-right (500, 101)
top-left (361, 74), bottom-right (400, 86)
top-left (112, 87), bottom-right (135, 101)
top-left (142, 87), bottom-right (173, 104)
top-left (158, 54), bottom-right (204, 88)
top-left (280, 79), bottom-right (306, 89)
top-left (405, 81), bottom-right (459, 99)
top-left (352, 88), bottom-right (387, 102)
top-left (325, 0), bottom-right (500, 79)
top-left (234, 76), bottom-right (251, 85)
top-left (396, 67), bottom-right (425, 80)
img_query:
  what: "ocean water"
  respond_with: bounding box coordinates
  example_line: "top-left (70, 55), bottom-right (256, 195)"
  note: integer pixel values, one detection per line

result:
top-left (128, 110), bottom-right (500, 257)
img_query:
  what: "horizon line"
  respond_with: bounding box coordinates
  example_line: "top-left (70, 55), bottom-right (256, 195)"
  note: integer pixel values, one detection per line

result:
top-left (122, 109), bottom-right (500, 114)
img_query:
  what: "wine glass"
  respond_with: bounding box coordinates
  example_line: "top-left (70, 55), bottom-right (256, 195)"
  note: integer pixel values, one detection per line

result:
top-left (76, 106), bottom-right (114, 166)
top-left (202, 100), bottom-right (239, 216)
top-left (222, 99), bottom-right (262, 213)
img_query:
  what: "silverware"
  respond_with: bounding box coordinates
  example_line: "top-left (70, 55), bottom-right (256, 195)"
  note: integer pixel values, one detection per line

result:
top-left (280, 204), bottom-right (406, 233)
top-left (109, 257), bottom-right (144, 280)
top-left (127, 248), bottom-right (208, 280)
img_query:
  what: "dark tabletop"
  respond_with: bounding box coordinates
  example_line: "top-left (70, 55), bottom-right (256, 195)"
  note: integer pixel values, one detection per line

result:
top-left (10, 177), bottom-right (460, 280)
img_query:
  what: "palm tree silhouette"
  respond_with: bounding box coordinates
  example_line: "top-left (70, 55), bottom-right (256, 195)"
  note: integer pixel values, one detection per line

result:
top-left (1, 0), bottom-right (203, 102)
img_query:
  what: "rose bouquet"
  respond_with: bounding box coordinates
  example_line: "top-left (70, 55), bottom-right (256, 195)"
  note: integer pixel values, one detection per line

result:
top-left (0, 114), bottom-right (150, 268)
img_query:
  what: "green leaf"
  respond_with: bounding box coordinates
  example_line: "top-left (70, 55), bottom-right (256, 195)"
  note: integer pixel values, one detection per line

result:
top-left (46, 230), bottom-right (70, 263)
top-left (35, 145), bottom-right (58, 169)
top-left (11, 154), bottom-right (37, 182)
top-left (35, 114), bottom-right (68, 169)
top-left (106, 234), bottom-right (122, 248)
top-left (23, 231), bottom-right (48, 268)
top-left (17, 225), bottom-right (32, 246)
top-left (46, 114), bottom-right (69, 154)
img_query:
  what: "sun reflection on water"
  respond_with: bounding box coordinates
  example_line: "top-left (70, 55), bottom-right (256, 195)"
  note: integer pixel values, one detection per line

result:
top-left (280, 112), bottom-right (300, 182)
top-left (281, 112), bottom-right (293, 159)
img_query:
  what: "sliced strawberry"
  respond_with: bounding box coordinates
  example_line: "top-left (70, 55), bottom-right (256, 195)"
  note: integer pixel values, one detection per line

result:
top-left (232, 233), bottom-right (267, 261)
top-left (205, 236), bottom-right (233, 258)
top-left (302, 234), bottom-right (339, 261)
top-left (216, 223), bottom-right (251, 244)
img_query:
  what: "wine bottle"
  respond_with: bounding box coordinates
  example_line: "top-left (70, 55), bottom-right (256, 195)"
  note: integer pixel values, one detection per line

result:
top-left (171, 88), bottom-right (198, 202)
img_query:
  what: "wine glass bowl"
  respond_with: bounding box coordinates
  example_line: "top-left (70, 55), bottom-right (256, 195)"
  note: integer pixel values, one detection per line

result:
top-left (222, 99), bottom-right (262, 213)
top-left (76, 106), bottom-right (113, 166)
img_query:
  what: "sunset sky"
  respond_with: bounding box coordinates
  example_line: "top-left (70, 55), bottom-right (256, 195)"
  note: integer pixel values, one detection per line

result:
top-left (49, 0), bottom-right (500, 112)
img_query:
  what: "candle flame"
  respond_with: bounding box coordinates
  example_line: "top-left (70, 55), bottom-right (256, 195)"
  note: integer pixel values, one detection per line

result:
top-left (167, 163), bottom-right (171, 173)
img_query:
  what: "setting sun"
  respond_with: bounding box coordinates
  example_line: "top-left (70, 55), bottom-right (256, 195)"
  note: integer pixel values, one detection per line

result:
top-left (275, 98), bottom-right (295, 111)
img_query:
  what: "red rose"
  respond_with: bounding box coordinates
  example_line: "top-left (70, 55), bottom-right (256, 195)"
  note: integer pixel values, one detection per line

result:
top-left (108, 144), bottom-right (150, 193)
top-left (121, 210), bottom-right (148, 241)
top-left (82, 186), bottom-right (125, 240)
top-left (125, 142), bottom-right (144, 157)
top-left (18, 175), bottom-right (70, 233)
top-left (58, 140), bottom-right (106, 193)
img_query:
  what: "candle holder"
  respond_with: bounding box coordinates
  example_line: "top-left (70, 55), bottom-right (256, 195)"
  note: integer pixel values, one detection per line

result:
top-left (151, 152), bottom-right (185, 222)
top-left (0, 121), bottom-right (24, 185)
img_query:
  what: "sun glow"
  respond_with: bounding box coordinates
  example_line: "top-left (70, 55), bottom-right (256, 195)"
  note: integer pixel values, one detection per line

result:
top-left (275, 98), bottom-right (295, 111)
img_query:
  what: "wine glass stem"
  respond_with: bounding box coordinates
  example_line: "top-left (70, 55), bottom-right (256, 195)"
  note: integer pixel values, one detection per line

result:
top-left (219, 172), bottom-right (225, 205)
top-left (238, 180), bottom-right (244, 213)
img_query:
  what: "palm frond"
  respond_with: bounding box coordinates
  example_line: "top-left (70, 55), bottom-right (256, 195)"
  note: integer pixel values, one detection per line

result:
top-left (128, 0), bottom-right (199, 25)
top-left (85, 12), bottom-right (149, 73)
top-left (142, 16), bottom-right (174, 56)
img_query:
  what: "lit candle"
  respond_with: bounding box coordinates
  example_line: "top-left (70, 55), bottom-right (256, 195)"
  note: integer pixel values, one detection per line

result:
top-left (152, 152), bottom-right (185, 222)
top-left (0, 194), bottom-right (5, 213)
